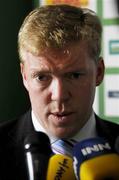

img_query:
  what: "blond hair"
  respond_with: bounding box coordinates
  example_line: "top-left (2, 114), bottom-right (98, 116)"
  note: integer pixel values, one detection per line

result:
top-left (18, 4), bottom-right (102, 62)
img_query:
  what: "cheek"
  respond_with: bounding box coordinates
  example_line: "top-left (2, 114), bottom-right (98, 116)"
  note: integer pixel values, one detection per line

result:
top-left (74, 78), bottom-right (96, 103)
top-left (28, 85), bottom-right (49, 108)
top-left (84, 81), bottom-right (96, 105)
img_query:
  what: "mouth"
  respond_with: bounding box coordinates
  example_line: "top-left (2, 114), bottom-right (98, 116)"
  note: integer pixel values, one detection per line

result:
top-left (52, 111), bottom-right (72, 116)
top-left (49, 111), bottom-right (74, 125)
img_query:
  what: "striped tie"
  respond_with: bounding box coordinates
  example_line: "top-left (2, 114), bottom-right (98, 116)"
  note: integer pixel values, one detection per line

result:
top-left (51, 139), bottom-right (77, 157)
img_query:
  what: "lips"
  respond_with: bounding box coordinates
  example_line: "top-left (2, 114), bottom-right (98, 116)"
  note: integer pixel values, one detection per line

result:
top-left (51, 111), bottom-right (73, 116)
top-left (49, 111), bottom-right (74, 125)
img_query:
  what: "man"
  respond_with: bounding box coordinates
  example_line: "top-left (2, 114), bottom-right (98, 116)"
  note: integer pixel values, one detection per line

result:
top-left (0, 4), bottom-right (119, 180)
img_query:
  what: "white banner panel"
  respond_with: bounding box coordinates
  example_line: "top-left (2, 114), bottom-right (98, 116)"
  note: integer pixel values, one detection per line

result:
top-left (103, 25), bottom-right (119, 68)
top-left (104, 74), bottom-right (119, 117)
top-left (103, 0), bottom-right (119, 19)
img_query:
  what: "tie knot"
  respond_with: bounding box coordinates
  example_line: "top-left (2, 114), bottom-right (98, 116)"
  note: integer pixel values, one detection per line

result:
top-left (51, 139), bottom-right (77, 157)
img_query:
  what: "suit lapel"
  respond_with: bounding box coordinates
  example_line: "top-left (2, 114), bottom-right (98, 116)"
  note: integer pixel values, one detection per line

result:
top-left (95, 114), bottom-right (119, 149)
top-left (16, 109), bottom-right (35, 143)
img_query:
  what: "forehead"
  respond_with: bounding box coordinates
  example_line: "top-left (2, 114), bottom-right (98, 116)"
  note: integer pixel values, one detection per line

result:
top-left (23, 41), bottom-right (91, 72)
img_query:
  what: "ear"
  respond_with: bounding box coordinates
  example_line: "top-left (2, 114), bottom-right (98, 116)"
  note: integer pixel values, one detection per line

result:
top-left (20, 62), bottom-right (29, 91)
top-left (96, 57), bottom-right (105, 86)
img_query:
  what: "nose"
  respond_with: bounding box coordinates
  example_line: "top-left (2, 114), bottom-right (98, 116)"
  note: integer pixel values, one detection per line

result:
top-left (50, 78), bottom-right (70, 102)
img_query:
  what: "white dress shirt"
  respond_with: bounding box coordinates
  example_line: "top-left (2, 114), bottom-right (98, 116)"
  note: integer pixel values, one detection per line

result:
top-left (32, 110), bottom-right (97, 144)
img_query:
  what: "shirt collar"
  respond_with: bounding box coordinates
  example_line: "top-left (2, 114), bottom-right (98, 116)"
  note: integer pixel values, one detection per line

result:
top-left (32, 110), bottom-right (97, 143)
top-left (71, 112), bottom-right (97, 142)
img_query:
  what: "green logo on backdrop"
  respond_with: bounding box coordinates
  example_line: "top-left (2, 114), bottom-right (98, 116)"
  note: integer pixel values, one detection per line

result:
top-left (109, 40), bottom-right (119, 55)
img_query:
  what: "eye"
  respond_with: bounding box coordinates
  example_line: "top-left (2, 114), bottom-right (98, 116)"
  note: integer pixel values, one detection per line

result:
top-left (65, 72), bottom-right (84, 80)
top-left (36, 74), bottom-right (51, 82)
top-left (31, 72), bottom-right (51, 83)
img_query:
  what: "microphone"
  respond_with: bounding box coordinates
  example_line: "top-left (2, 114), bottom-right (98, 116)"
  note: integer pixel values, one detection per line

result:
top-left (117, 0), bottom-right (119, 13)
top-left (73, 137), bottom-right (119, 180)
top-left (46, 154), bottom-right (76, 180)
top-left (115, 136), bottom-right (119, 153)
top-left (24, 132), bottom-right (53, 180)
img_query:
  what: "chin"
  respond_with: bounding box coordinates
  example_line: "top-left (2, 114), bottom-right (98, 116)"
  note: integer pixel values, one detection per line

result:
top-left (52, 128), bottom-right (76, 139)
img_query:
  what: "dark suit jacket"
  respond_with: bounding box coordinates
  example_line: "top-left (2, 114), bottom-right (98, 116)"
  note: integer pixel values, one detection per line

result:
top-left (0, 110), bottom-right (119, 180)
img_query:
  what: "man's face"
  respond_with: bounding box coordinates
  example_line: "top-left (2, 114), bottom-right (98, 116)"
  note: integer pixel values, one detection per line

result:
top-left (21, 42), bottom-right (104, 138)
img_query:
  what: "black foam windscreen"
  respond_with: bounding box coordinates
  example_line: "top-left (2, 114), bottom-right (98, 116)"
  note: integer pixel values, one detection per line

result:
top-left (117, 0), bottom-right (119, 13)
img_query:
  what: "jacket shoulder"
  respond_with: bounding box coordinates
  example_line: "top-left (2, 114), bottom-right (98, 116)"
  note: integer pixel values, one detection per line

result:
top-left (0, 110), bottom-right (31, 133)
top-left (96, 115), bottom-right (119, 133)
top-left (96, 115), bottom-right (119, 147)
top-left (0, 118), bottom-right (18, 133)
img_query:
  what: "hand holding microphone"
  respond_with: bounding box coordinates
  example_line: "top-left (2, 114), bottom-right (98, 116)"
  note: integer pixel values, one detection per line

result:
top-left (73, 137), bottom-right (119, 180)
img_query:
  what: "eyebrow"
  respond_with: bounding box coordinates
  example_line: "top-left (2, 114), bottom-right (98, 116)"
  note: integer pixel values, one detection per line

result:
top-left (30, 69), bottom-right (52, 75)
